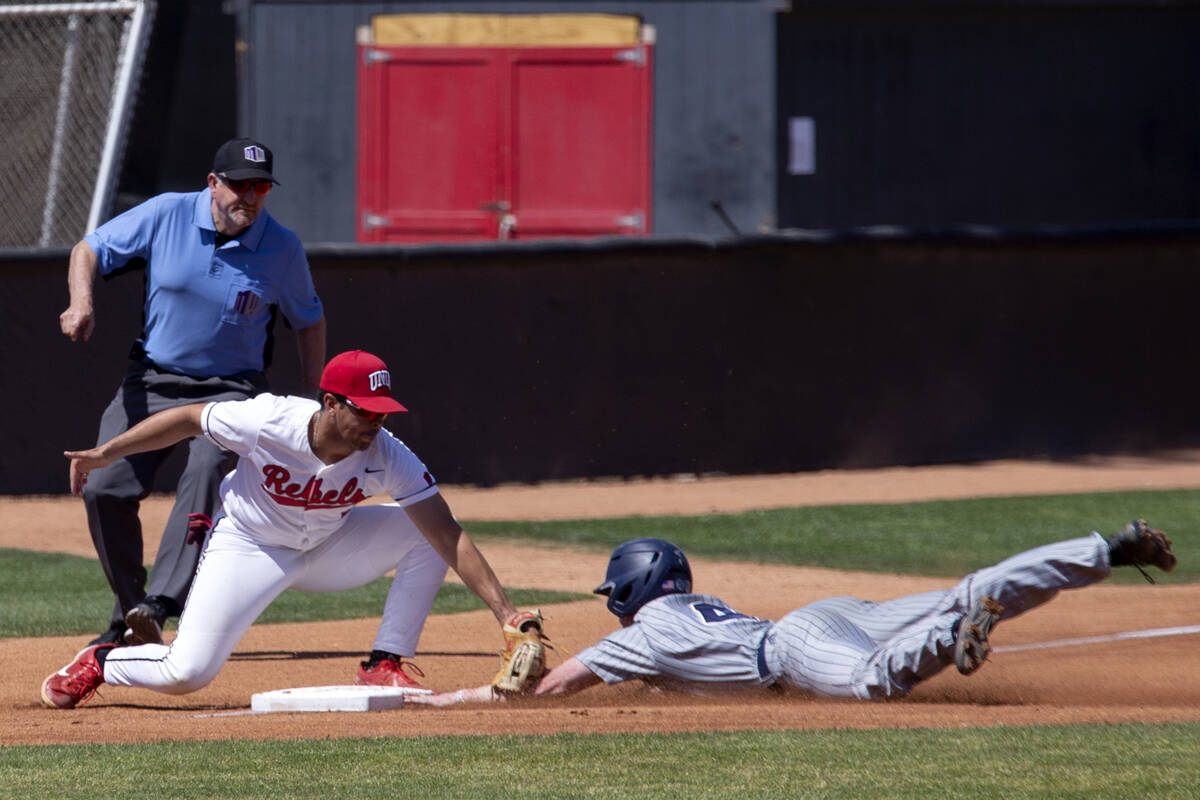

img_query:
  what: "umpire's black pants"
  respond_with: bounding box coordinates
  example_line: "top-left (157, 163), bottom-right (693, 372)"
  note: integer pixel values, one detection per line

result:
top-left (83, 361), bottom-right (268, 628)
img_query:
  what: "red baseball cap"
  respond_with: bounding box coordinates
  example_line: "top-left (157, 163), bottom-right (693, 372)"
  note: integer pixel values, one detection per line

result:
top-left (319, 350), bottom-right (408, 414)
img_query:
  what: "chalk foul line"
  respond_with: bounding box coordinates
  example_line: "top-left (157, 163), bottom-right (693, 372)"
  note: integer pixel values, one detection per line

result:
top-left (993, 624), bottom-right (1200, 654)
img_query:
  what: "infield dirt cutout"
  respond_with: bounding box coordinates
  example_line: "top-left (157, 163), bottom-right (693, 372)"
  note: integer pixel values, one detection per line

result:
top-left (4, 454), bottom-right (1200, 746)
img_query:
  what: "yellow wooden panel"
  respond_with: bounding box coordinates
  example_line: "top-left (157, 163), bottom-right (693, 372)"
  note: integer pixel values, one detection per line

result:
top-left (371, 14), bottom-right (641, 46)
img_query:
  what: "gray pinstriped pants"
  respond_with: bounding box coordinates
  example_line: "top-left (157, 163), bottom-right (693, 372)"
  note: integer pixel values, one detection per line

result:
top-left (764, 534), bottom-right (1110, 699)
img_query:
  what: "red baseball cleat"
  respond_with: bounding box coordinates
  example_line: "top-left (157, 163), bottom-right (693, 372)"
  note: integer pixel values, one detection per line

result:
top-left (41, 644), bottom-right (115, 709)
top-left (355, 656), bottom-right (430, 692)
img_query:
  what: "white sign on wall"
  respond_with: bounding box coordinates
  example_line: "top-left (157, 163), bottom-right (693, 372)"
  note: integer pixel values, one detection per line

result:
top-left (788, 116), bottom-right (816, 175)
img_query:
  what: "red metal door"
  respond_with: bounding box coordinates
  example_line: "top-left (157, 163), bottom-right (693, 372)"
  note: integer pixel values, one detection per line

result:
top-left (357, 47), bottom-right (504, 243)
top-left (506, 46), bottom-right (652, 239)
top-left (357, 43), bottom-right (652, 242)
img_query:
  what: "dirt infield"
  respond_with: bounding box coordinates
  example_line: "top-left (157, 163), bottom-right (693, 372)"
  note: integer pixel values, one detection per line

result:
top-left (4, 453), bottom-right (1200, 746)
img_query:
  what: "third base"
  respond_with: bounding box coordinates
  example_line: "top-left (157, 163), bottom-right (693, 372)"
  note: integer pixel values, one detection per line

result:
top-left (250, 684), bottom-right (431, 713)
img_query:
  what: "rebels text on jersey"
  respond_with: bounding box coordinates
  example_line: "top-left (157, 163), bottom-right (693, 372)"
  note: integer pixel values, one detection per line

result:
top-left (259, 464), bottom-right (368, 509)
top-left (200, 394), bottom-right (438, 549)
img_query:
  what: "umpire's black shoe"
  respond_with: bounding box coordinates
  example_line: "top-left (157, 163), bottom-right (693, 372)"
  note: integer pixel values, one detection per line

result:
top-left (124, 597), bottom-right (168, 646)
top-left (88, 622), bottom-right (127, 647)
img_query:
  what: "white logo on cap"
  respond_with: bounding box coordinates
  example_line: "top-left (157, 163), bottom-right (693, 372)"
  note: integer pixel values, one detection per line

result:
top-left (368, 370), bottom-right (391, 392)
top-left (243, 145), bottom-right (266, 163)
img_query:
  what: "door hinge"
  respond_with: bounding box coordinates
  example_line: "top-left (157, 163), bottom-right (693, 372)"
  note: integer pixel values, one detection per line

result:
top-left (362, 212), bottom-right (389, 231)
top-left (614, 47), bottom-right (645, 67)
top-left (363, 48), bottom-right (391, 66)
top-left (614, 212), bottom-right (645, 231)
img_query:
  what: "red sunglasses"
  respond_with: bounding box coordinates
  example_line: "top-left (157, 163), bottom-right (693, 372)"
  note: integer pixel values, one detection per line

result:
top-left (218, 174), bottom-right (273, 195)
top-left (340, 396), bottom-right (388, 422)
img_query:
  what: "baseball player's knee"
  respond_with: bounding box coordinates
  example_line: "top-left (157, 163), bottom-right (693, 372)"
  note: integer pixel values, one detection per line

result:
top-left (83, 453), bottom-right (157, 500)
top-left (156, 661), bottom-right (222, 694)
top-left (82, 478), bottom-right (139, 509)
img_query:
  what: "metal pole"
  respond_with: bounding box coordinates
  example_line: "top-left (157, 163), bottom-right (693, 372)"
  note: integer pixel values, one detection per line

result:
top-left (41, 13), bottom-right (81, 246)
top-left (0, 3), bottom-right (137, 15)
top-left (87, 0), bottom-right (155, 233)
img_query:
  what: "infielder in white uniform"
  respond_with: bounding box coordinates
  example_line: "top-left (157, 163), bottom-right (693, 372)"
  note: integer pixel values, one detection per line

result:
top-left (42, 350), bottom-right (538, 709)
top-left (409, 523), bottom-right (1176, 706)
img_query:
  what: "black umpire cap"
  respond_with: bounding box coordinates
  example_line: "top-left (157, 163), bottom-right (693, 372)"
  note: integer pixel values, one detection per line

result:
top-left (212, 138), bottom-right (279, 185)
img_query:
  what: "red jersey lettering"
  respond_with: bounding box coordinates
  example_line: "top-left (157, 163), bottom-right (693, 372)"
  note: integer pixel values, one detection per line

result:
top-left (259, 465), bottom-right (366, 510)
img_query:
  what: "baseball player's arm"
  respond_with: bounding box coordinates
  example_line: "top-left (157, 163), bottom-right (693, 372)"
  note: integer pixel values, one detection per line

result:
top-left (60, 240), bottom-right (99, 341)
top-left (533, 656), bottom-right (602, 696)
top-left (64, 404), bottom-right (207, 494)
top-left (404, 493), bottom-right (519, 624)
top-left (294, 314), bottom-right (326, 396)
top-left (407, 657), bottom-right (602, 707)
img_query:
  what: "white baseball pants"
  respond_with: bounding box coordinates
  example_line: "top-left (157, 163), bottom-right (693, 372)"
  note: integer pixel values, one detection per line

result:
top-left (102, 503), bottom-right (448, 694)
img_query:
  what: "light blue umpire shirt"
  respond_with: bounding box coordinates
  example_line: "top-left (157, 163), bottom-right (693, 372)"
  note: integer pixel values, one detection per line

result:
top-left (84, 188), bottom-right (323, 378)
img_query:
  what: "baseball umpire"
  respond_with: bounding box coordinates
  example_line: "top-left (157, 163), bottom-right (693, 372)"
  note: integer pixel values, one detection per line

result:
top-left (408, 522), bottom-right (1176, 704)
top-left (59, 138), bottom-right (326, 649)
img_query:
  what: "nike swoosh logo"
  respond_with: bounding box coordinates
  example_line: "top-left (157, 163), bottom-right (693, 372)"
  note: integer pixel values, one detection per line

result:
top-left (364, 468), bottom-right (384, 474)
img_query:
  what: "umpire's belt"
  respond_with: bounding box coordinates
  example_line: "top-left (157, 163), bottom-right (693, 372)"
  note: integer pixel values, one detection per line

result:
top-left (129, 340), bottom-right (263, 382)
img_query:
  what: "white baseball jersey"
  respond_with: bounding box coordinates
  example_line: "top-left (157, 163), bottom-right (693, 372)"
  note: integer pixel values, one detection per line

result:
top-left (577, 535), bottom-right (1112, 700)
top-left (103, 393), bottom-right (451, 695)
top-left (201, 394), bottom-right (439, 549)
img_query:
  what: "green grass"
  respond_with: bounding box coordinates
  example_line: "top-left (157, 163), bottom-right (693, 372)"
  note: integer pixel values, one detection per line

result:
top-left (468, 488), bottom-right (1200, 581)
top-left (2, 724), bottom-right (1198, 799)
top-left (0, 547), bottom-right (583, 639)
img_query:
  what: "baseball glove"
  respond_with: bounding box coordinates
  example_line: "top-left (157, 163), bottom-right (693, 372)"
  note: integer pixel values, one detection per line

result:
top-left (491, 609), bottom-right (549, 694)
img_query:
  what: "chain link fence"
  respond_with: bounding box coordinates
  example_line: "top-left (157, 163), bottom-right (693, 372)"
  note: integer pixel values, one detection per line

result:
top-left (0, 2), bottom-right (152, 247)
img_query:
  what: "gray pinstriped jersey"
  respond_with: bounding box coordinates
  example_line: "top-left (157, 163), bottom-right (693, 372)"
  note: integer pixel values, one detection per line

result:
top-left (576, 593), bottom-right (775, 691)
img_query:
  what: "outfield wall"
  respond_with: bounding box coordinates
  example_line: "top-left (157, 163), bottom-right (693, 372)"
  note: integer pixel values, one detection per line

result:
top-left (5, 230), bottom-right (1199, 495)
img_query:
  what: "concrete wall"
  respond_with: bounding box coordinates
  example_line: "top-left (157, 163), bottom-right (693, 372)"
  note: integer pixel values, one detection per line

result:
top-left (6, 230), bottom-right (1199, 495)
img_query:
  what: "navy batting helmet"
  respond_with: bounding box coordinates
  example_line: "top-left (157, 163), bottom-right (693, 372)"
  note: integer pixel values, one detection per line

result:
top-left (593, 537), bottom-right (692, 617)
